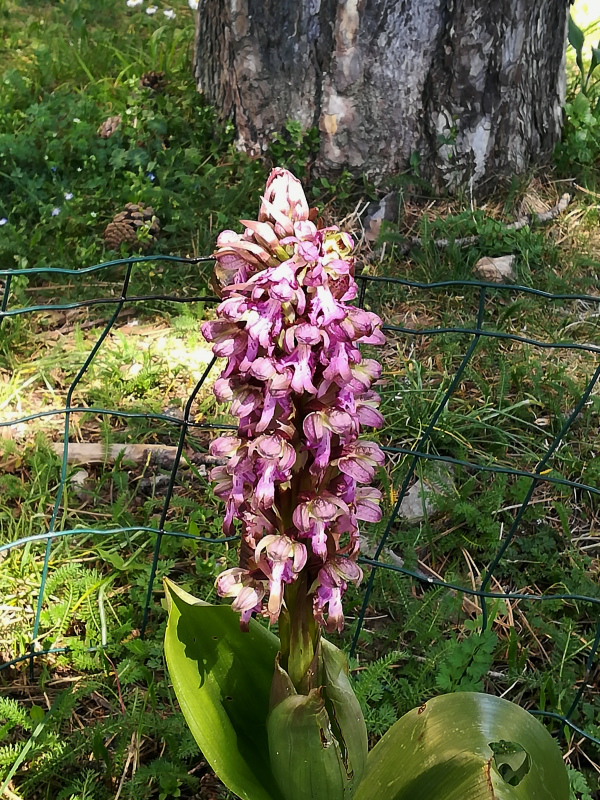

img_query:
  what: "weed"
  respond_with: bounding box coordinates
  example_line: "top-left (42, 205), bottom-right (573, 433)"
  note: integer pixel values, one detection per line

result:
top-left (556, 13), bottom-right (600, 181)
top-left (267, 120), bottom-right (319, 180)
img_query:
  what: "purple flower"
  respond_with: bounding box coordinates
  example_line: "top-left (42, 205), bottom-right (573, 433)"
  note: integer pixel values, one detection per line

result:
top-left (293, 494), bottom-right (349, 558)
top-left (313, 558), bottom-right (364, 633)
top-left (354, 487), bottom-right (384, 522)
top-left (255, 535), bottom-right (307, 622)
top-left (216, 568), bottom-right (265, 631)
top-left (337, 441), bottom-right (386, 484)
top-left (203, 168), bottom-right (386, 632)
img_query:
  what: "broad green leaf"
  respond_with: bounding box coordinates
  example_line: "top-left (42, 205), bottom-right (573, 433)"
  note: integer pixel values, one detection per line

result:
top-left (320, 639), bottom-right (368, 784)
top-left (267, 642), bottom-right (367, 800)
top-left (353, 692), bottom-right (569, 800)
top-left (163, 579), bottom-right (283, 800)
top-left (268, 682), bottom-right (354, 800)
top-left (571, 91), bottom-right (591, 117)
top-left (96, 547), bottom-right (126, 570)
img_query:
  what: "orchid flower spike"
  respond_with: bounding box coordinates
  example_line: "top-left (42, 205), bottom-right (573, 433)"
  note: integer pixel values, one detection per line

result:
top-left (202, 167), bottom-right (386, 634)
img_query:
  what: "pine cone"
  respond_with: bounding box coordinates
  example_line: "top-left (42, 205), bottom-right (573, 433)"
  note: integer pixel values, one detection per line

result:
top-left (97, 115), bottom-right (122, 139)
top-left (140, 71), bottom-right (167, 92)
top-left (103, 203), bottom-right (161, 251)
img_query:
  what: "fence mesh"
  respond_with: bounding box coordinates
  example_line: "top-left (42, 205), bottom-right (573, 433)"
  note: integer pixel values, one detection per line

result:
top-left (0, 254), bottom-right (598, 747)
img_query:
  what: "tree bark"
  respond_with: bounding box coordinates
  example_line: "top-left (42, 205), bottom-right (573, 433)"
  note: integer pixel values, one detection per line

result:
top-left (194, 0), bottom-right (569, 193)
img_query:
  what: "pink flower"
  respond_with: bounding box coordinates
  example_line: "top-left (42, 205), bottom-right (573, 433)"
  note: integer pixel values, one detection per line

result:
top-left (313, 558), bottom-right (363, 633)
top-left (215, 568), bottom-right (266, 631)
top-left (259, 167), bottom-right (309, 234)
top-left (356, 392), bottom-right (386, 428)
top-left (337, 441), bottom-right (386, 483)
top-left (281, 343), bottom-right (318, 394)
top-left (204, 168), bottom-right (386, 631)
top-left (255, 535), bottom-right (307, 623)
top-left (293, 494), bottom-right (350, 558)
top-left (354, 487), bottom-right (384, 522)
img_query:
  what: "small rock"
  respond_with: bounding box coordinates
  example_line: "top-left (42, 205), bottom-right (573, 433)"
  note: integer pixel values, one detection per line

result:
top-left (398, 479), bottom-right (437, 521)
top-left (69, 469), bottom-right (92, 502)
top-left (398, 466), bottom-right (454, 522)
top-left (362, 192), bottom-right (399, 242)
top-left (474, 255), bottom-right (516, 284)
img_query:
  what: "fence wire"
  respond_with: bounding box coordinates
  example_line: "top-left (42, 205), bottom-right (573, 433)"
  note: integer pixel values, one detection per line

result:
top-left (0, 255), bottom-right (599, 747)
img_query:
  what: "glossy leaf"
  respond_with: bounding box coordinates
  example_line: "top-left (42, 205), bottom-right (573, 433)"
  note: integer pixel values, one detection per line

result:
top-left (320, 639), bottom-right (368, 785)
top-left (267, 641), bottom-right (367, 800)
top-left (353, 692), bottom-right (569, 800)
top-left (163, 579), bottom-right (282, 800)
top-left (268, 681), bottom-right (354, 800)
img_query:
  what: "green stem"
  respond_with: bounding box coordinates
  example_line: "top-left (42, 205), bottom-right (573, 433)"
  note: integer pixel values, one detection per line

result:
top-left (279, 574), bottom-right (320, 693)
top-left (276, 392), bottom-right (322, 692)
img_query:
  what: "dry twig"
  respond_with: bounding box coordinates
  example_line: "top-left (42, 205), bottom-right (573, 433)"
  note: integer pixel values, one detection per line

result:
top-left (50, 442), bottom-right (225, 470)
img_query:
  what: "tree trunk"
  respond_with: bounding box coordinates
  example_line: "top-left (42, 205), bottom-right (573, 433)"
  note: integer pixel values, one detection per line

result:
top-left (194, 0), bottom-right (569, 193)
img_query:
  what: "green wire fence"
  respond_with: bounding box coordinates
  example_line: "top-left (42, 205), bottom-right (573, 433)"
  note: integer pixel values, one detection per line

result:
top-left (0, 255), bottom-right (599, 748)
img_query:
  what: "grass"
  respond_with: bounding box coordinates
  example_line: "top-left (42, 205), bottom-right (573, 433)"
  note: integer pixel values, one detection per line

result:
top-left (1, 0), bottom-right (600, 798)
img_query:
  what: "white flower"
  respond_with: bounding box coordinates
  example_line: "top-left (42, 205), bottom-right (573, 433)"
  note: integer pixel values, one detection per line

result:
top-left (188, 0), bottom-right (199, 9)
top-left (163, 8), bottom-right (176, 18)
top-left (72, 118), bottom-right (81, 124)
top-left (64, 192), bottom-right (74, 200)
top-left (51, 208), bottom-right (61, 217)
top-left (146, 4), bottom-right (157, 13)
top-left (126, 0), bottom-right (144, 7)
top-left (0, 218), bottom-right (8, 226)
